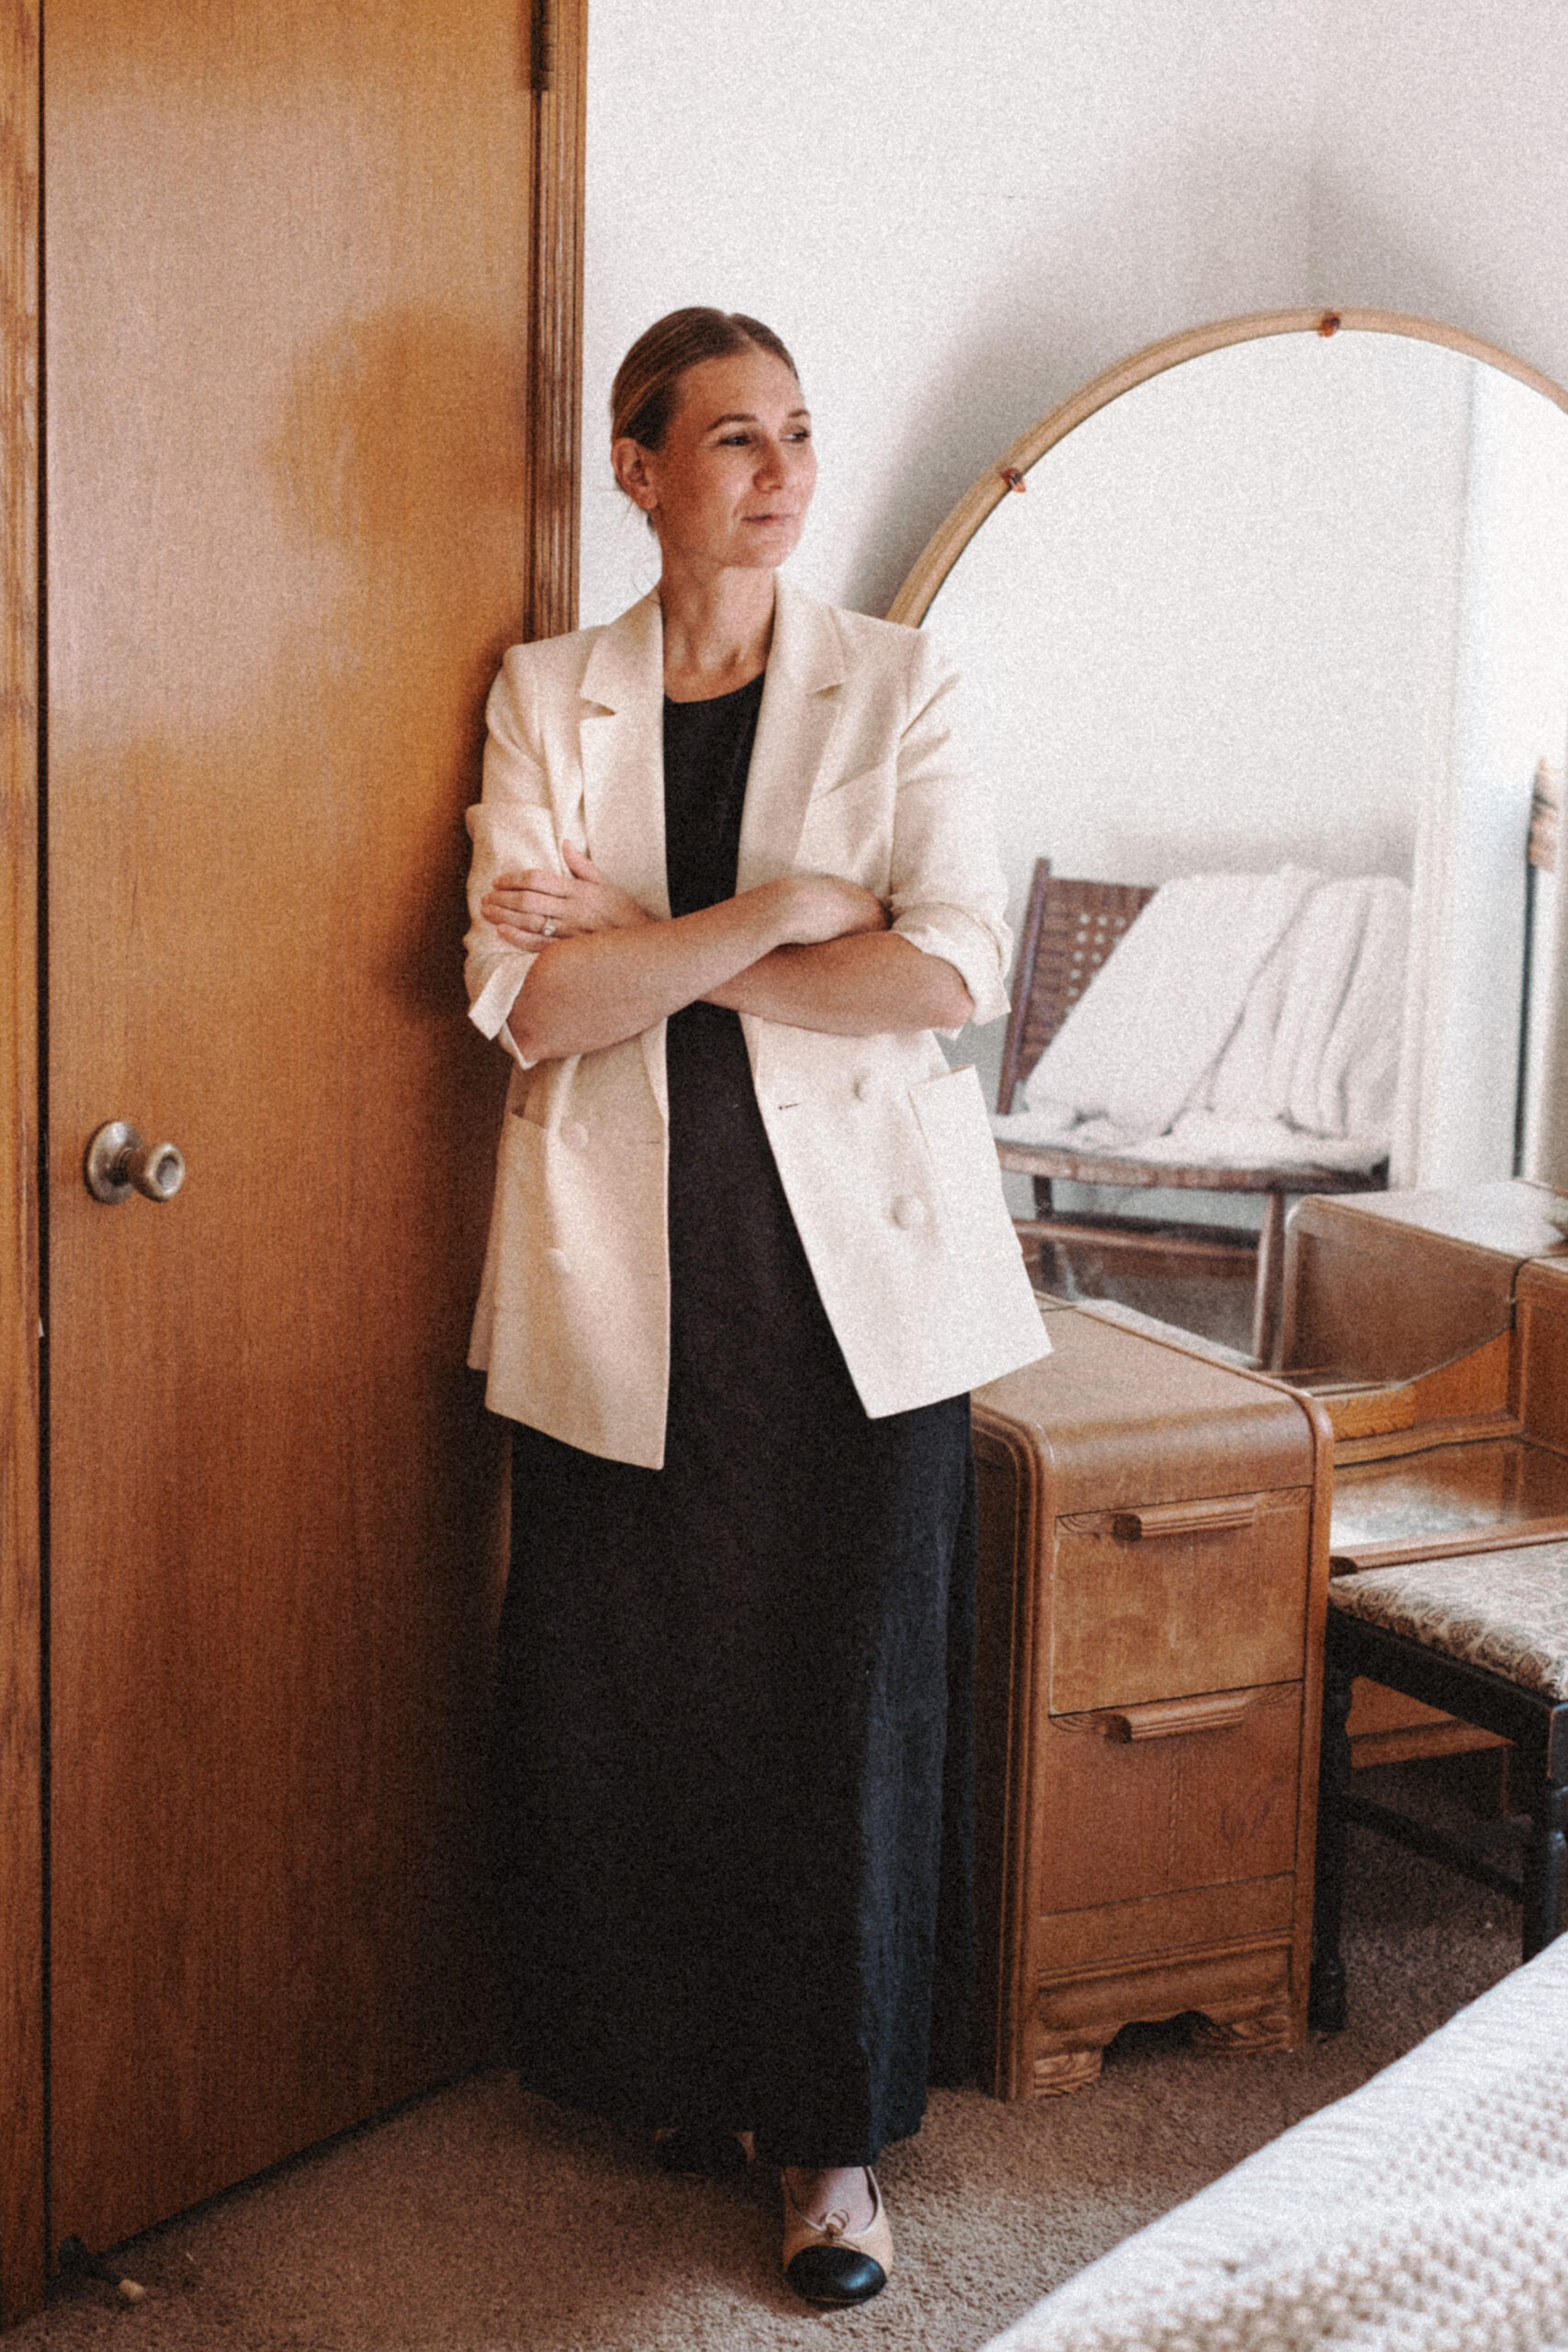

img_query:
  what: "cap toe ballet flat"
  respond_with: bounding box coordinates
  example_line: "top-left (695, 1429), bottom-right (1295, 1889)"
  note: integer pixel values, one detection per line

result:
top-left (653, 2126), bottom-right (755, 2178)
top-left (782, 2168), bottom-right (893, 2307)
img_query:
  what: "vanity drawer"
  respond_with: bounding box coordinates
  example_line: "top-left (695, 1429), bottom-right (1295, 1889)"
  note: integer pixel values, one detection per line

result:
top-left (1036, 1679), bottom-right (1303, 1915)
top-left (971, 1306), bottom-right (1330, 2098)
top-left (1048, 1488), bottom-right (1311, 1713)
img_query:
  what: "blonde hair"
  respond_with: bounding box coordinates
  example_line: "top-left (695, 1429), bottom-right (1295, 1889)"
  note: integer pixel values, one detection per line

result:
top-left (610, 307), bottom-right (800, 458)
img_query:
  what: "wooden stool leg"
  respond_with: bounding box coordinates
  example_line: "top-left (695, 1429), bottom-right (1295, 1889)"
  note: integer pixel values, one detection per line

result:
top-left (1250, 1190), bottom-right (1288, 1369)
top-left (1029, 1177), bottom-right (1067, 1291)
top-left (1521, 1777), bottom-right (1567, 1962)
top-left (1310, 1644), bottom-right (1356, 2032)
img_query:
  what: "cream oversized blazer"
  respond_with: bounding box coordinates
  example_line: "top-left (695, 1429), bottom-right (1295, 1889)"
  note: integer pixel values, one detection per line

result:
top-left (464, 579), bottom-right (1048, 1468)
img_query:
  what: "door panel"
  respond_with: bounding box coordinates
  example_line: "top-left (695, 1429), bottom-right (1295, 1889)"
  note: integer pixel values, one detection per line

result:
top-left (47, 0), bottom-right (539, 2251)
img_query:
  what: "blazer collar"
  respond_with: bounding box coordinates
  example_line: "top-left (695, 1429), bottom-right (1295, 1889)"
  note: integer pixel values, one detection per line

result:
top-left (574, 575), bottom-right (850, 908)
top-left (578, 590), bottom-right (669, 917)
top-left (737, 578), bottom-right (848, 890)
top-left (579, 585), bottom-right (663, 716)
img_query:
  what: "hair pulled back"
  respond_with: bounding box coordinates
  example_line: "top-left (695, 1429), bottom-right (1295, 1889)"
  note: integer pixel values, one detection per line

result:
top-left (610, 307), bottom-right (800, 458)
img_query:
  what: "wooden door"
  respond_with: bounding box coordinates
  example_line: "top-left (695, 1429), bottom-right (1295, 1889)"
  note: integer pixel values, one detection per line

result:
top-left (1, 0), bottom-right (581, 2297)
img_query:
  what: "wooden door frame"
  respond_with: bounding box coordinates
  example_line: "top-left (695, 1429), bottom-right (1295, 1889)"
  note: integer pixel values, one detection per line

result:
top-left (0, 0), bottom-right (42, 2326)
top-left (0, 0), bottom-right (585, 2321)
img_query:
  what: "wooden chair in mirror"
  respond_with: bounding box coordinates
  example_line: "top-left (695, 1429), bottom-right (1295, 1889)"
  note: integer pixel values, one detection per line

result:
top-left (995, 858), bottom-right (1387, 1366)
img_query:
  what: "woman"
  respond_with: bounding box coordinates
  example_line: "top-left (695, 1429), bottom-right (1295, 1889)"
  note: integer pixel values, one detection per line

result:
top-left (464, 309), bottom-right (1045, 2308)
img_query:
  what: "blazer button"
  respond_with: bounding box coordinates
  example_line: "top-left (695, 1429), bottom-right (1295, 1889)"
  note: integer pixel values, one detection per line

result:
top-left (564, 1121), bottom-right (589, 1150)
top-left (852, 1075), bottom-right (873, 1102)
top-left (890, 1195), bottom-right (928, 1230)
top-left (543, 1247), bottom-right (571, 1274)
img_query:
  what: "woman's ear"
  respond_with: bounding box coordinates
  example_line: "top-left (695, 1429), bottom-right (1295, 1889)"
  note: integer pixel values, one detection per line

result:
top-left (611, 436), bottom-right (659, 514)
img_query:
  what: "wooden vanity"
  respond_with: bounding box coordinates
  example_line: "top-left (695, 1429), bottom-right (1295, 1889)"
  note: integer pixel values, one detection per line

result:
top-left (971, 1179), bottom-right (1568, 2101)
top-left (972, 1304), bottom-right (1332, 2098)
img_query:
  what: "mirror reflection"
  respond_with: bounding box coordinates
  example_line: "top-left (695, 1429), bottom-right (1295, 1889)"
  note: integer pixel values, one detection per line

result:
top-left (906, 320), bottom-right (1568, 1357)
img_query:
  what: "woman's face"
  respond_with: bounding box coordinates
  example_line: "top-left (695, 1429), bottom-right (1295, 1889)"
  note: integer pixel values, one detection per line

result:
top-left (615, 347), bottom-right (816, 575)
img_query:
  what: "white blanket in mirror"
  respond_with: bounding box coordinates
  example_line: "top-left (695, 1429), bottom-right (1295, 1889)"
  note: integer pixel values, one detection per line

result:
top-left (980, 1935), bottom-right (1568, 2352)
top-left (992, 868), bottom-right (1408, 1171)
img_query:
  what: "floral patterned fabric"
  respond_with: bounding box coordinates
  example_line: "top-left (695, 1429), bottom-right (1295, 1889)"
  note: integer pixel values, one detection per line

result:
top-left (1328, 1539), bottom-right (1568, 1702)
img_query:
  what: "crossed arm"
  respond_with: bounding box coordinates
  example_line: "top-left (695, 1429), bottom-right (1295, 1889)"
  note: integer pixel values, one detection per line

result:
top-left (482, 842), bottom-right (975, 1065)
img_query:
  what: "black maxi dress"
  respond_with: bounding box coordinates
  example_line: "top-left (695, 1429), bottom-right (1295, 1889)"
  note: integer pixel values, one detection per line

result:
top-left (491, 672), bottom-right (977, 2167)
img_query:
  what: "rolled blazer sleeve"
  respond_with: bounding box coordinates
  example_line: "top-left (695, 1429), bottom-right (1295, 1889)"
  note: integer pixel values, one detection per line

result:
top-left (884, 628), bottom-right (1012, 1031)
top-left (463, 650), bottom-right (564, 1071)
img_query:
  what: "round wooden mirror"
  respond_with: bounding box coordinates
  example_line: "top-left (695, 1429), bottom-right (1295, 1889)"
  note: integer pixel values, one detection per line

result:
top-left (891, 309), bottom-right (1568, 1344)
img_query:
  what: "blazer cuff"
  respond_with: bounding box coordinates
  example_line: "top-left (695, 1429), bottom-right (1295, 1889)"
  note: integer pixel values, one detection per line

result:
top-left (468, 954), bottom-right (540, 1070)
top-left (894, 910), bottom-right (1010, 1032)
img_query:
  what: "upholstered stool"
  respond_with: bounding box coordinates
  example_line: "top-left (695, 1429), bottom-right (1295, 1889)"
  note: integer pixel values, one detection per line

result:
top-left (1311, 1535), bottom-right (1568, 2031)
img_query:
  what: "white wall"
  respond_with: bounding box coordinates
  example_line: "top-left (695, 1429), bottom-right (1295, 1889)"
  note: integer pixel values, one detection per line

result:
top-left (581, 0), bottom-right (1323, 625)
top-left (582, 1), bottom-right (1568, 630)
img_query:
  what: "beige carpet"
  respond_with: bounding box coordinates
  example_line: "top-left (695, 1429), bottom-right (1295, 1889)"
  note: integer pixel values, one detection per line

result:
top-left (14, 1762), bottom-right (1520, 2351)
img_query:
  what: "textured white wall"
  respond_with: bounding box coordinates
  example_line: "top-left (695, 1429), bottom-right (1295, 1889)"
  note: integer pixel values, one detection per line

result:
top-left (581, 0), bottom-right (1568, 628)
top-left (581, 0), bottom-right (1322, 624)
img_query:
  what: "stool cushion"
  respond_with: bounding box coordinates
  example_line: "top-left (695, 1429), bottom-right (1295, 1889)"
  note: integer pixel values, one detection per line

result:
top-left (1328, 1539), bottom-right (1568, 1703)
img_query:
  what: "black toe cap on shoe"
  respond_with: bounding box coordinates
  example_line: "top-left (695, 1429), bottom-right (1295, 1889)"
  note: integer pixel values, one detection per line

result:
top-left (785, 2245), bottom-right (888, 2306)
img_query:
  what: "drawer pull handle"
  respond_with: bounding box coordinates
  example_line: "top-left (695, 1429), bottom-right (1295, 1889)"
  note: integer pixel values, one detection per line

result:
top-left (1056, 1690), bottom-right (1256, 1742)
top-left (1111, 1498), bottom-right (1258, 1541)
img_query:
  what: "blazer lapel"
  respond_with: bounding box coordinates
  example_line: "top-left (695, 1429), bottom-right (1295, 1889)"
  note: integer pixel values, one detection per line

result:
top-left (578, 590), bottom-right (671, 919)
top-left (737, 579), bottom-right (848, 889)
top-left (577, 591), bottom-right (670, 1122)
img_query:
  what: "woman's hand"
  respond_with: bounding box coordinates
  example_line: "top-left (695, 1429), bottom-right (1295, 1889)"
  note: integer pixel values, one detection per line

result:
top-left (482, 840), bottom-right (653, 947)
top-left (769, 875), bottom-right (889, 946)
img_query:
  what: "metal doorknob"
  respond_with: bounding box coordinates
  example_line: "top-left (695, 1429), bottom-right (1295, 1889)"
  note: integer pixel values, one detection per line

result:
top-left (84, 1121), bottom-right (186, 1205)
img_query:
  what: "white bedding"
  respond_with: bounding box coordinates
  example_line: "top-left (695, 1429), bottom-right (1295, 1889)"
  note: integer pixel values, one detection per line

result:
top-left (993, 868), bottom-right (1407, 1173)
top-left (980, 1936), bottom-right (1568, 2352)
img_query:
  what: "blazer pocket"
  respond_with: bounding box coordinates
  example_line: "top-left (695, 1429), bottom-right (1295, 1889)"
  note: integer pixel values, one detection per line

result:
top-left (908, 1063), bottom-right (1018, 1261)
